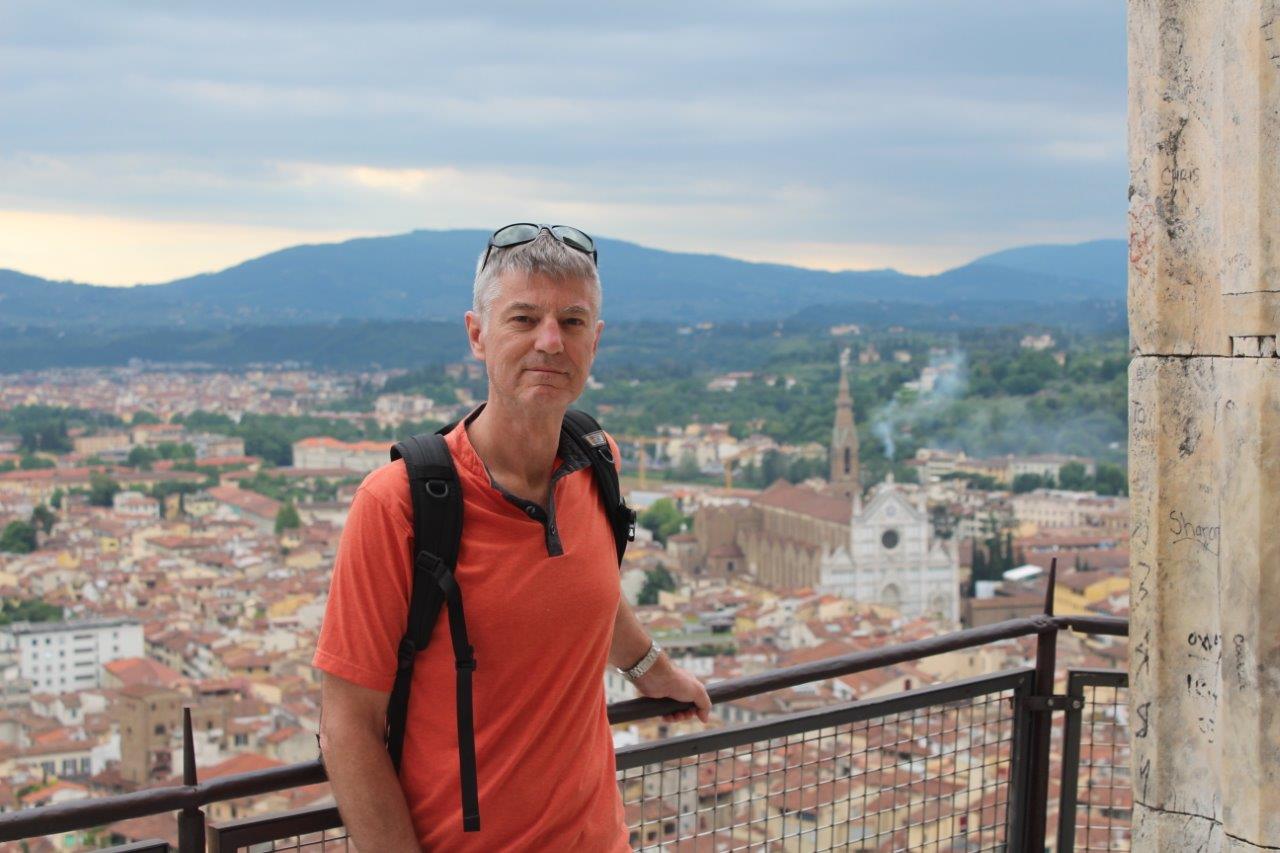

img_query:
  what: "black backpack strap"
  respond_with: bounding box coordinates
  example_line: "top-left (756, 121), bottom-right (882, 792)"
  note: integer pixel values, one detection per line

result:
top-left (385, 432), bottom-right (480, 832)
top-left (561, 409), bottom-right (636, 564)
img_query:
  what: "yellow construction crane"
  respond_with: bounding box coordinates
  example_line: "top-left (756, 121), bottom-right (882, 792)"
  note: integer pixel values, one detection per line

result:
top-left (723, 448), bottom-right (761, 490)
top-left (617, 435), bottom-right (669, 490)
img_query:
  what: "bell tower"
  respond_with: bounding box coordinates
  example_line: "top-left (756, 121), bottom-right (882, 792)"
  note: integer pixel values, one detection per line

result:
top-left (829, 348), bottom-right (860, 500)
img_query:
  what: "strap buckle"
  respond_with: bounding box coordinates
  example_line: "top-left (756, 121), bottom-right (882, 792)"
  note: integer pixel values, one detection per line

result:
top-left (396, 636), bottom-right (417, 669)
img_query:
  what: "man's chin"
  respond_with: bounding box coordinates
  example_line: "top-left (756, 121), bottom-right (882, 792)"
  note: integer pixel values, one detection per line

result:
top-left (517, 385), bottom-right (580, 409)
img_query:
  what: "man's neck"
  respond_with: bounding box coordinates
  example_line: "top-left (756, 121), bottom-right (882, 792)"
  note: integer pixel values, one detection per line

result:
top-left (466, 398), bottom-right (563, 493)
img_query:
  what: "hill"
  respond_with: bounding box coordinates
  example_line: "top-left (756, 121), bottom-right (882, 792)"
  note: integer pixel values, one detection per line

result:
top-left (0, 232), bottom-right (1125, 329)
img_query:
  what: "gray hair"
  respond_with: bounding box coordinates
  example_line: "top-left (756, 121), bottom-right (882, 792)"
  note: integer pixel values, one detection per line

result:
top-left (472, 231), bottom-right (602, 323)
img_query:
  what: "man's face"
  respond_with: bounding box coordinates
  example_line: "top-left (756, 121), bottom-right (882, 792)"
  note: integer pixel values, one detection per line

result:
top-left (465, 270), bottom-right (603, 413)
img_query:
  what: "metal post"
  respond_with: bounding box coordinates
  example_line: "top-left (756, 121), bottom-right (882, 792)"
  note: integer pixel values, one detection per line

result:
top-left (177, 707), bottom-right (205, 852)
top-left (1055, 672), bottom-right (1087, 852)
top-left (1022, 558), bottom-right (1058, 852)
top-left (1005, 672), bottom-right (1035, 848)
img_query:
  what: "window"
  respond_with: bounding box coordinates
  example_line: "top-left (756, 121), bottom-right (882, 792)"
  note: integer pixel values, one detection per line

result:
top-left (154, 724), bottom-right (166, 736)
top-left (843, 446), bottom-right (852, 475)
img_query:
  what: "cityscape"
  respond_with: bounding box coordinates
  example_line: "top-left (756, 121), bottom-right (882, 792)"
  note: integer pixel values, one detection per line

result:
top-left (0, 324), bottom-right (1131, 848)
top-left (0, 3), bottom-right (1154, 850)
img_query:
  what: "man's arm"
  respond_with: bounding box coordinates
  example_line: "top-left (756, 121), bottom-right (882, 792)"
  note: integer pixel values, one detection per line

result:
top-left (610, 597), bottom-right (712, 723)
top-left (318, 671), bottom-right (422, 852)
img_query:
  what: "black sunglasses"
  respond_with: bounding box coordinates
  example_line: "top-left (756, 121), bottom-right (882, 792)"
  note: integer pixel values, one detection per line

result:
top-left (480, 223), bottom-right (598, 272)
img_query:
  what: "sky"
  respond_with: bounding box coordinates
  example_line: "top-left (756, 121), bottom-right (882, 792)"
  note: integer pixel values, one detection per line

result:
top-left (1, 1), bottom-right (1127, 285)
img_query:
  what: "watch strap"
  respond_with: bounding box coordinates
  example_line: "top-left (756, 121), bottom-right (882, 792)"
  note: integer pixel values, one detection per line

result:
top-left (621, 641), bottom-right (662, 681)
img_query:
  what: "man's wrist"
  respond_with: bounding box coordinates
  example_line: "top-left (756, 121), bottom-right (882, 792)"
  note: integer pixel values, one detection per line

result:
top-left (618, 640), bottom-right (663, 681)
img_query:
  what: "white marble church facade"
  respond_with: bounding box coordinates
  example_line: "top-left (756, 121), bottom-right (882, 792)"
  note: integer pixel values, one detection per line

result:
top-left (817, 478), bottom-right (960, 622)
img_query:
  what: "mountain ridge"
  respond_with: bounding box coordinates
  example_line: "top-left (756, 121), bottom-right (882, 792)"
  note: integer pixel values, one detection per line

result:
top-left (0, 230), bottom-right (1125, 328)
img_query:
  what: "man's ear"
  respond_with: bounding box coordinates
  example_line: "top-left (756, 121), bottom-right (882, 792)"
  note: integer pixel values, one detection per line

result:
top-left (592, 319), bottom-right (604, 358)
top-left (465, 311), bottom-right (486, 361)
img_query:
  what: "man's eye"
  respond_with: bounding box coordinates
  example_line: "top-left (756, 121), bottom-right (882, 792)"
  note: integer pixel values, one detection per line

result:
top-left (564, 318), bottom-right (585, 326)
top-left (512, 316), bottom-right (534, 324)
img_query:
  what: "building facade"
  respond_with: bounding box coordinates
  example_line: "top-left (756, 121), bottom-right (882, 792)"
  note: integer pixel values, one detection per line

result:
top-left (1, 618), bottom-right (144, 694)
top-left (689, 358), bottom-right (960, 621)
top-left (818, 479), bottom-right (959, 621)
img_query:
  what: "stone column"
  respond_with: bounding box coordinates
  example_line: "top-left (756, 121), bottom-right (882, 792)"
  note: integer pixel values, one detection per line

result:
top-left (1129, 0), bottom-right (1280, 849)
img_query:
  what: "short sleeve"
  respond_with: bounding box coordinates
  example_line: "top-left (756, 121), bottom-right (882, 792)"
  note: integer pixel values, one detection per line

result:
top-left (312, 470), bottom-right (414, 692)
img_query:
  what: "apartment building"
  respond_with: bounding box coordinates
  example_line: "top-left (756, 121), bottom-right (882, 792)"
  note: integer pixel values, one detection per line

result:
top-left (1, 618), bottom-right (144, 694)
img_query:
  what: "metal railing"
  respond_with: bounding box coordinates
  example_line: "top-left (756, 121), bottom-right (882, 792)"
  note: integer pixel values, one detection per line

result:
top-left (617, 670), bottom-right (1032, 851)
top-left (0, 585), bottom-right (1129, 852)
top-left (1057, 669), bottom-right (1131, 852)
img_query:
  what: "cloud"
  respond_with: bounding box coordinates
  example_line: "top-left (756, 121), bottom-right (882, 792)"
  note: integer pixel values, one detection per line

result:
top-left (0, 209), bottom-right (372, 285)
top-left (0, 1), bottom-right (1127, 282)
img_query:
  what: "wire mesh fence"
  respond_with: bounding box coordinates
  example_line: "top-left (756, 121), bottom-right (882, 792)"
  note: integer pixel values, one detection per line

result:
top-left (617, 671), bottom-right (1031, 852)
top-left (234, 828), bottom-right (351, 852)
top-left (206, 804), bottom-right (346, 853)
top-left (1058, 670), bottom-right (1131, 852)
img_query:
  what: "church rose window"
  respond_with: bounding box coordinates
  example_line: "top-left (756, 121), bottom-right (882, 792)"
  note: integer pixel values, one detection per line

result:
top-left (881, 529), bottom-right (900, 549)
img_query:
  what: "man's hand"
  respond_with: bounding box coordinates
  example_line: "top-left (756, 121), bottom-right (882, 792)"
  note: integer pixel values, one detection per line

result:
top-left (632, 655), bottom-right (712, 723)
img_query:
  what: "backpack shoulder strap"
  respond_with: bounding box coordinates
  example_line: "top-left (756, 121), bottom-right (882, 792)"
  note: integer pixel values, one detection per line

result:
top-left (385, 432), bottom-right (481, 831)
top-left (561, 409), bottom-right (635, 564)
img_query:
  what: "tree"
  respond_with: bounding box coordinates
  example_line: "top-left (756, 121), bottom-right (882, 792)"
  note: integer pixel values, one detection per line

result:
top-left (130, 410), bottom-right (161, 424)
top-left (127, 446), bottom-right (159, 470)
top-left (88, 472), bottom-right (120, 507)
top-left (1011, 473), bottom-right (1048, 494)
top-left (638, 499), bottom-right (687, 545)
top-left (929, 505), bottom-right (955, 540)
top-left (156, 442), bottom-right (195, 461)
top-left (30, 505), bottom-right (55, 535)
top-left (275, 502), bottom-right (302, 535)
top-left (1057, 461), bottom-right (1088, 491)
top-left (49, 488), bottom-right (64, 509)
top-left (638, 563), bottom-right (677, 606)
top-left (1093, 462), bottom-right (1128, 496)
top-left (19, 455), bottom-right (55, 471)
top-left (0, 597), bottom-right (62, 625)
top-left (668, 453), bottom-right (702, 483)
top-left (0, 521), bottom-right (37, 554)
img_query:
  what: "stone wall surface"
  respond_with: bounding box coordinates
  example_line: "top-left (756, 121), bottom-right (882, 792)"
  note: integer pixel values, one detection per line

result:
top-left (1129, 0), bottom-right (1280, 850)
top-left (1130, 0), bottom-right (1280, 358)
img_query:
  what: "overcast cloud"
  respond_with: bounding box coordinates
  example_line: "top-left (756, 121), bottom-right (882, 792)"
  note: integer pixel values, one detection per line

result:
top-left (0, 1), bottom-right (1126, 284)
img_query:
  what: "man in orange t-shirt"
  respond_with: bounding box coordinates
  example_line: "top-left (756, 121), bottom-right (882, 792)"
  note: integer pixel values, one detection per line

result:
top-left (313, 224), bottom-right (712, 851)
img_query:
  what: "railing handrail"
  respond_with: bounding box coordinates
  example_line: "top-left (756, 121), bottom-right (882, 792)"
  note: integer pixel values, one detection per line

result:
top-left (0, 613), bottom-right (1126, 842)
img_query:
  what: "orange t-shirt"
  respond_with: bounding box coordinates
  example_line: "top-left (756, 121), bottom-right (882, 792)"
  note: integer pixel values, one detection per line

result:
top-left (312, 416), bottom-right (630, 852)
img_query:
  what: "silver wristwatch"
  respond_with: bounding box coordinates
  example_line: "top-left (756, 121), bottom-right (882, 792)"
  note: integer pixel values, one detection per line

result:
top-left (620, 641), bottom-right (663, 681)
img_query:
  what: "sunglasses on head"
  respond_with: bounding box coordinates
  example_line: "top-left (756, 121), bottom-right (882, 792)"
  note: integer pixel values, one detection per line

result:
top-left (480, 223), bottom-right (598, 272)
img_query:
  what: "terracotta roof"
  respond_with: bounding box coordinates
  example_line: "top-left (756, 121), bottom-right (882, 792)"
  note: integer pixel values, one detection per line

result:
top-left (200, 752), bottom-right (284, 780)
top-left (104, 812), bottom-right (179, 848)
top-left (293, 437), bottom-right (392, 453)
top-left (103, 657), bottom-right (184, 688)
top-left (19, 780), bottom-right (89, 806)
top-left (754, 481), bottom-right (850, 525)
top-left (205, 485), bottom-right (280, 520)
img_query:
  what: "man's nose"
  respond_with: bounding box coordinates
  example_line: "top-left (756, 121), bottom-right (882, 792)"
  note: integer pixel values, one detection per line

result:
top-left (534, 316), bottom-right (564, 354)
